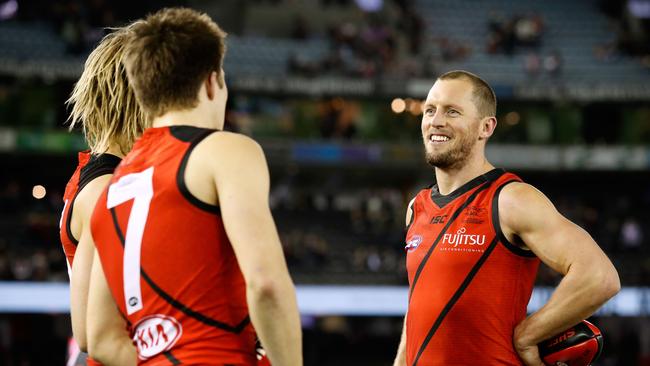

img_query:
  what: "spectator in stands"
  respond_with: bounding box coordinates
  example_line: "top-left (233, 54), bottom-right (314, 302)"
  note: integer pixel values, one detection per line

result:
top-left (594, 36), bottom-right (622, 63)
top-left (524, 52), bottom-right (541, 78)
top-left (318, 99), bottom-right (358, 139)
top-left (290, 15), bottom-right (311, 40)
top-left (487, 12), bottom-right (544, 55)
top-left (290, 11), bottom-right (408, 79)
top-left (513, 12), bottom-right (544, 48)
top-left (487, 10), bottom-right (506, 34)
top-left (438, 37), bottom-right (471, 62)
top-left (396, 5), bottom-right (424, 55)
top-left (621, 217), bottom-right (643, 252)
top-left (303, 233), bottom-right (330, 267)
top-left (543, 50), bottom-right (563, 77)
top-left (486, 16), bottom-right (515, 55)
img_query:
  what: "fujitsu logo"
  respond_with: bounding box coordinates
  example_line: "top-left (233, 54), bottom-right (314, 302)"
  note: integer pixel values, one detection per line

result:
top-left (442, 227), bottom-right (486, 247)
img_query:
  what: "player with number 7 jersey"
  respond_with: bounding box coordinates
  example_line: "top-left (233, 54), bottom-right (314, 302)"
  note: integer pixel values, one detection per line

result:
top-left (91, 126), bottom-right (256, 364)
top-left (86, 7), bottom-right (302, 366)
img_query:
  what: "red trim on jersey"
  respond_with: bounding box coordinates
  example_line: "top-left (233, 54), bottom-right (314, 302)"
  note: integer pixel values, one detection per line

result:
top-left (60, 151), bottom-right (91, 269)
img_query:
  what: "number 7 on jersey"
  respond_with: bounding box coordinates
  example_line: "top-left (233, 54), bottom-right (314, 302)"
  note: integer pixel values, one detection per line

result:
top-left (106, 167), bottom-right (154, 315)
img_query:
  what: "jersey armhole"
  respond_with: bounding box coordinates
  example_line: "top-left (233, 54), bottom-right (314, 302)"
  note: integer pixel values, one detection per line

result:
top-left (68, 155), bottom-right (120, 244)
top-left (406, 196), bottom-right (417, 232)
top-left (65, 196), bottom-right (79, 245)
top-left (71, 169), bottom-right (116, 244)
top-left (491, 180), bottom-right (537, 258)
top-left (176, 129), bottom-right (222, 215)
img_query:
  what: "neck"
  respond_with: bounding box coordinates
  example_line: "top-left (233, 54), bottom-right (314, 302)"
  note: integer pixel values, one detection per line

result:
top-left (152, 107), bottom-right (222, 130)
top-left (434, 153), bottom-right (494, 195)
top-left (105, 144), bottom-right (124, 158)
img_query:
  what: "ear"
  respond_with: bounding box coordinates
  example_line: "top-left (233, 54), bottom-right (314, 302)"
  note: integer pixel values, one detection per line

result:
top-left (205, 71), bottom-right (219, 101)
top-left (217, 68), bottom-right (225, 89)
top-left (478, 116), bottom-right (497, 140)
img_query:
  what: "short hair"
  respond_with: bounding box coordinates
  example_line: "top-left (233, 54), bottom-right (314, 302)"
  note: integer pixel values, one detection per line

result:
top-left (438, 70), bottom-right (497, 118)
top-left (67, 26), bottom-right (146, 155)
top-left (123, 7), bottom-right (227, 118)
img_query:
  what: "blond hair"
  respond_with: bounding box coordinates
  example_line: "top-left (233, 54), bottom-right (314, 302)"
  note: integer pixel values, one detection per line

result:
top-left (124, 7), bottom-right (227, 118)
top-left (67, 26), bottom-right (146, 155)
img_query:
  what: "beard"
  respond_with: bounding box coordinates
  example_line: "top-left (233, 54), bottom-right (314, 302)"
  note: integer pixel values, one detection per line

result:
top-left (424, 130), bottom-right (478, 170)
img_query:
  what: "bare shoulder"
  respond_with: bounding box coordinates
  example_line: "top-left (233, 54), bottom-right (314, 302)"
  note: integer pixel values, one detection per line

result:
top-left (199, 131), bottom-right (264, 157)
top-left (499, 182), bottom-right (551, 210)
top-left (192, 132), bottom-right (268, 182)
top-left (74, 174), bottom-right (112, 217)
top-left (499, 181), bottom-right (558, 233)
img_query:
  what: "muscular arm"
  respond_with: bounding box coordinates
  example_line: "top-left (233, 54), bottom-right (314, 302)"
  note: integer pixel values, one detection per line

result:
top-left (393, 197), bottom-right (415, 366)
top-left (69, 175), bottom-right (111, 352)
top-left (499, 183), bottom-right (620, 365)
top-left (86, 248), bottom-right (137, 365)
top-left (206, 133), bottom-right (302, 366)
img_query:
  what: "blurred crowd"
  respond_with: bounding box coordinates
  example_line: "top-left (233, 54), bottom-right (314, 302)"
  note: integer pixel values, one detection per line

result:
top-left (1, 0), bottom-right (647, 84)
top-left (288, 1), bottom-right (426, 79)
top-left (1, 175), bottom-right (649, 365)
top-left (1, 172), bottom-right (648, 286)
top-left (597, 0), bottom-right (650, 68)
top-left (0, 180), bottom-right (67, 282)
top-left (0, 1), bottom-right (648, 365)
top-left (10, 0), bottom-right (119, 55)
top-left (486, 11), bottom-right (545, 55)
top-left (8, 0), bottom-right (180, 55)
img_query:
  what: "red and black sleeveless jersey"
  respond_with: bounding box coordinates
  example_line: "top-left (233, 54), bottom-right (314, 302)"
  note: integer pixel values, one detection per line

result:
top-left (60, 151), bottom-right (121, 274)
top-left (91, 126), bottom-right (256, 365)
top-left (405, 169), bottom-right (540, 365)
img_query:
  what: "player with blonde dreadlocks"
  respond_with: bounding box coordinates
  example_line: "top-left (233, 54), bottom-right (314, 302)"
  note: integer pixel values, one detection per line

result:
top-left (60, 24), bottom-right (146, 366)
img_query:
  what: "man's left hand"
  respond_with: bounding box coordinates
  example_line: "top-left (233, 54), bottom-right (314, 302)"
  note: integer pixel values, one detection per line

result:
top-left (514, 342), bottom-right (545, 366)
top-left (514, 323), bottom-right (545, 366)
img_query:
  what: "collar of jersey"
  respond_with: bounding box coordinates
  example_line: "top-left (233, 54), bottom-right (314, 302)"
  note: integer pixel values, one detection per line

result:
top-left (430, 168), bottom-right (505, 208)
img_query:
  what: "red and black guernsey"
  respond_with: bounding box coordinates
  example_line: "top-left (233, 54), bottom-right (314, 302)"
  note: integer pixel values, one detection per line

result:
top-left (405, 169), bottom-right (540, 365)
top-left (91, 126), bottom-right (256, 365)
top-left (60, 151), bottom-right (121, 273)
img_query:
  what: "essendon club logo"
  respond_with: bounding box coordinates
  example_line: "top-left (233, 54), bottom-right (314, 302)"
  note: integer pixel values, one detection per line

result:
top-left (405, 235), bottom-right (423, 252)
top-left (133, 314), bottom-right (183, 360)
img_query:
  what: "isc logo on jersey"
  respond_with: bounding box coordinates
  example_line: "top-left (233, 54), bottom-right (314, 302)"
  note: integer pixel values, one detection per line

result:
top-left (133, 314), bottom-right (183, 360)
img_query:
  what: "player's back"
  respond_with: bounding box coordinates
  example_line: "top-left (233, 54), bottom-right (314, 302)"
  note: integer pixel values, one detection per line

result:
top-left (92, 126), bottom-right (256, 365)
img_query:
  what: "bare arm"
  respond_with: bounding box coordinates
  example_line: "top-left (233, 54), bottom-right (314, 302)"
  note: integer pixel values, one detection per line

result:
top-left (393, 197), bottom-right (415, 366)
top-left (207, 133), bottom-right (302, 366)
top-left (69, 175), bottom-right (112, 352)
top-left (499, 183), bottom-right (620, 365)
top-left (86, 248), bottom-right (137, 365)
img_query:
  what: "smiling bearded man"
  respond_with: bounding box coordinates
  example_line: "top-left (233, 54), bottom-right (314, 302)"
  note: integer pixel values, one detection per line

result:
top-left (392, 70), bottom-right (619, 366)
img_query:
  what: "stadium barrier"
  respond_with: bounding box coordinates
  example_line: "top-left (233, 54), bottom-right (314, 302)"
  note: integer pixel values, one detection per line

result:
top-left (0, 282), bottom-right (648, 316)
